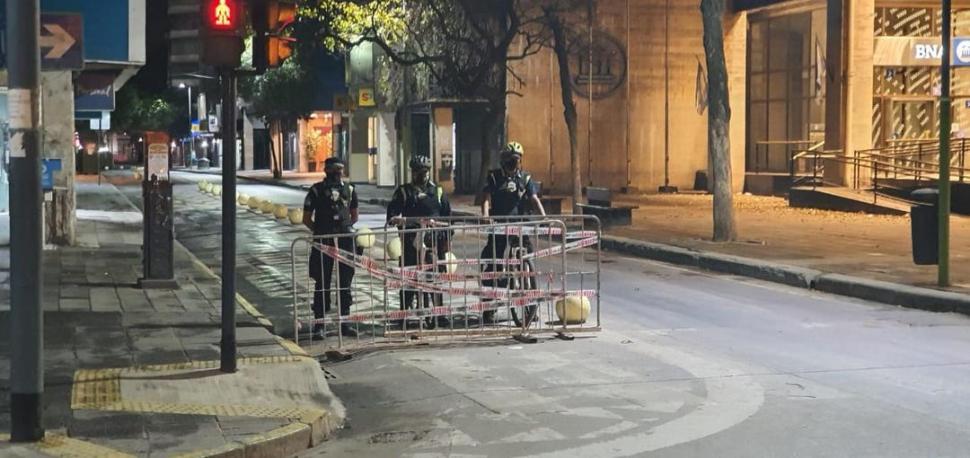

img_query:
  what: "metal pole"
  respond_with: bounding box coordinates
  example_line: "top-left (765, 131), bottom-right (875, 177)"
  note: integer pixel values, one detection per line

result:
top-left (7, 0), bottom-right (44, 442)
top-left (187, 86), bottom-right (193, 165)
top-left (940, 0), bottom-right (953, 287)
top-left (220, 69), bottom-right (238, 372)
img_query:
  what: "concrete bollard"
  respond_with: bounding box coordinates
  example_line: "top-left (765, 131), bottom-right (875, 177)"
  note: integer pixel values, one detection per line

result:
top-left (288, 208), bottom-right (304, 225)
top-left (355, 227), bottom-right (376, 248)
top-left (386, 237), bottom-right (402, 261)
top-left (247, 196), bottom-right (263, 210)
top-left (260, 200), bottom-right (276, 214)
top-left (212, 185), bottom-right (222, 196)
top-left (273, 204), bottom-right (289, 219)
top-left (238, 193), bottom-right (250, 205)
top-left (555, 296), bottom-right (591, 324)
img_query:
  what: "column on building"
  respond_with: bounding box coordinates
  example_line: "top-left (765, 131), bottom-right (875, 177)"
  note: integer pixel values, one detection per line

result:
top-left (376, 112), bottom-right (398, 187)
top-left (42, 71), bottom-right (76, 246)
top-left (725, 8), bottom-right (748, 193)
top-left (824, 0), bottom-right (875, 186)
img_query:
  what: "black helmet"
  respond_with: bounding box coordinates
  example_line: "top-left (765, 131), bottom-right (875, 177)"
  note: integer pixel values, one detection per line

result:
top-left (409, 155), bottom-right (432, 170)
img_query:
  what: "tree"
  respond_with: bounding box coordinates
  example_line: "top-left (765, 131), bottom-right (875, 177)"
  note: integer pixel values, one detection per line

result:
top-left (112, 85), bottom-right (179, 133)
top-left (303, 0), bottom-right (545, 193)
top-left (249, 56), bottom-right (318, 178)
top-left (532, 0), bottom-right (585, 211)
top-left (701, 0), bottom-right (737, 241)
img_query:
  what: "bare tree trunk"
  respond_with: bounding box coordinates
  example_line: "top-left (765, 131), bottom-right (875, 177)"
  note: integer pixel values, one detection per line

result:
top-left (269, 119), bottom-right (282, 179)
top-left (701, 0), bottom-right (737, 242)
top-left (547, 12), bottom-right (582, 212)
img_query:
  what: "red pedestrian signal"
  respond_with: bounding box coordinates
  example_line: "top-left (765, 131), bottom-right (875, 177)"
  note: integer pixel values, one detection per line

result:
top-left (206, 0), bottom-right (240, 32)
top-left (201, 0), bottom-right (244, 67)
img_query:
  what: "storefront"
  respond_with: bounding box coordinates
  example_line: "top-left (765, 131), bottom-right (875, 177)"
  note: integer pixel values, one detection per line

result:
top-left (746, 6), bottom-right (827, 174)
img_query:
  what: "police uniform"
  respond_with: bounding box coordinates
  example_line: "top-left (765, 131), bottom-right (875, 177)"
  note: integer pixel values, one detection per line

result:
top-left (304, 177), bottom-right (359, 321)
top-left (387, 181), bottom-right (451, 311)
top-left (480, 168), bottom-right (537, 294)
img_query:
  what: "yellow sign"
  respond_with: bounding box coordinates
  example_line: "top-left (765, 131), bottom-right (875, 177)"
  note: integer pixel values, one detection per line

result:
top-left (358, 88), bottom-right (376, 107)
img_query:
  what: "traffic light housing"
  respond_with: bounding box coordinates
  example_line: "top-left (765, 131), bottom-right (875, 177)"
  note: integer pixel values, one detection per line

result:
top-left (253, 0), bottom-right (296, 72)
top-left (201, 0), bottom-right (245, 67)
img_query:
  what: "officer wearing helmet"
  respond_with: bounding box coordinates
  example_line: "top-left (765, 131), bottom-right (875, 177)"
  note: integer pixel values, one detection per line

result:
top-left (303, 157), bottom-right (359, 339)
top-left (480, 141), bottom-right (545, 323)
top-left (387, 154), bottom-right (452, 328)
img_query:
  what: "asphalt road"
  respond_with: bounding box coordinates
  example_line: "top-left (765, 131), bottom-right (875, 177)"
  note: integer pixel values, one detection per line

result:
top-left (170, 172), bottom-right (970, 457)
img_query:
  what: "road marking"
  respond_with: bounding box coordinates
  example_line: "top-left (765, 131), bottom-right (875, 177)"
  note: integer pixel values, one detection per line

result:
top-left (527, 329), bottom-right (765, 457)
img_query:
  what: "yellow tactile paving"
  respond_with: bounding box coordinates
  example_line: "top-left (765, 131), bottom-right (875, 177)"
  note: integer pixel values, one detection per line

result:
top-left (1, 433), bottom-right (134, 458)
top-left (89, 400), bottom-right (324, 420)
top-left (276, 336), bottom-right (310, 357)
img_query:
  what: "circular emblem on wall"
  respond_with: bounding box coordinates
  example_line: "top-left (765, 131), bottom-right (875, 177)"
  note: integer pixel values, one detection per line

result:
top-left (568, 29), bottom-right (627, 100)
top-left (956, 40), bottom-right (970, 65)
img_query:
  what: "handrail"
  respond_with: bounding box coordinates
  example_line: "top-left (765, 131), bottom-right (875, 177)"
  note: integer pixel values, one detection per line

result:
top-left (753, 139), bottom-right (820, 174)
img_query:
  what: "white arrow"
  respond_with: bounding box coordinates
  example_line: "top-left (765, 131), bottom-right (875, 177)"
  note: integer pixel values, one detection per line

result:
top-left (38, 24), bottom-right (76, 59)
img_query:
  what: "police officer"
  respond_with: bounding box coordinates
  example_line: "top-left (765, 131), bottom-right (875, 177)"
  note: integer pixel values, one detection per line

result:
top-left (387, 155), bottom-right (452, 328)
top-left (303, 157), bottom-right (359, 339)
top-left (480, 141), bottom-right (545, 323)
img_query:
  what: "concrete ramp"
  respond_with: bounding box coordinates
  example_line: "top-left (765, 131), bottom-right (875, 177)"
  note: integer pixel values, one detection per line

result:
top-left (788, 186), bottom-right (910, 216)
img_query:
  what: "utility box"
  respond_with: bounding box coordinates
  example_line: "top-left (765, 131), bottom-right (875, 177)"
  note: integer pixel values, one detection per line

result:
top-left (139, 133), bottom-right (178, 289)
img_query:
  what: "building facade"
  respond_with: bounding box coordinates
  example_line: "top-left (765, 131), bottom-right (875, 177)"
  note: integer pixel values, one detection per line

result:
top-left (507, 0), bottom-right (970, 196)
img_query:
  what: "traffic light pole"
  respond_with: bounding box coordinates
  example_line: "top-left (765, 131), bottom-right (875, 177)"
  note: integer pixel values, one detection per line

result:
top-left (940, 0), bottom-right (953, 287)
top-left (7, 0), bottom-right (45, 442)
top-left (220, 69), bottom-right (238, 373)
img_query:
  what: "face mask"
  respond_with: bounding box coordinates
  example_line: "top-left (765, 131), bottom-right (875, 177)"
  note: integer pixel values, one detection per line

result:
top-left (412, 169), bottom-right (429, 184)
top-left (502, 157), bottom-right (520, 171)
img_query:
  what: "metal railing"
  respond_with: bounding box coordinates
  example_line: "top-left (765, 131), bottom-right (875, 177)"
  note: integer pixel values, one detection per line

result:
top-left (289, 215), bottom-right (603, 353)
top-left (752, 140), bottom-right (822, 175)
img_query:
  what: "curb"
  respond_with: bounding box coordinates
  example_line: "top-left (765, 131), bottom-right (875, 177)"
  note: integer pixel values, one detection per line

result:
top-left (601, 235), bottom-right (970, 317)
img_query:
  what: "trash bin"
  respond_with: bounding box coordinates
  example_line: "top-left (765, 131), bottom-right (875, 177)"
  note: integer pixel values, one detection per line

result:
top-left (198, 158), bottom-right (210, 169)
top-left (911, 188), bottom-right (939, 265)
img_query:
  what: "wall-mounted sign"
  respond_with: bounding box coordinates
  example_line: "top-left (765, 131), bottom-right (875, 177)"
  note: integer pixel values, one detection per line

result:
top-left (358, 87), bottom-right (376, 107)
top-left (568, 29), bottom-right (627, 99)
top-left (874, 37), bottom-right (941, 66)
top-left (954, 38), bottom-right (970, 67)
top-left (147, 143), bottom-right (170, 181)
top-left (874, 36), bottom-right (970, 67)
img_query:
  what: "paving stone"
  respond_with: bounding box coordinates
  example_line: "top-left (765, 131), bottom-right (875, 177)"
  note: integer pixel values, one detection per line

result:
top-left (59, 298), bottom-right (91, 312)
top-left (60, 285), bottom-right (90, 299)
top-left (69, 412), bottom-right (146, 439)
top-left (132, 349), bottom-right (190, 366)
top-left (146, 415), bottom-right (230, 457)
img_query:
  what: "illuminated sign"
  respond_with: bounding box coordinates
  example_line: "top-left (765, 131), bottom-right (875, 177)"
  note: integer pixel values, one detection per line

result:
top-left (207, 0), bottom-right (238, 31)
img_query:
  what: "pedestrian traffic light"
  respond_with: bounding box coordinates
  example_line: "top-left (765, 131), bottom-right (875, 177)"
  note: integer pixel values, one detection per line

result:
top-left (201, 0), bottom-right (244, 67)
top-left (252, 0), bottom-right (297, 72)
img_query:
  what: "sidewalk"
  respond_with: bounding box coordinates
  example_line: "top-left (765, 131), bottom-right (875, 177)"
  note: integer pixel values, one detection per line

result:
top-left (174, 168), bottom-right (395, 204)
top-left (191, 169), bottom-right (970, 312)
top-left (0, 177), bottom-right (343, 457)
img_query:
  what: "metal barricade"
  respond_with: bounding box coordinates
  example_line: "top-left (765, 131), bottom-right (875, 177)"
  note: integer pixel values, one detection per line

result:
top-left (289, 215), bottom-right (602, 352)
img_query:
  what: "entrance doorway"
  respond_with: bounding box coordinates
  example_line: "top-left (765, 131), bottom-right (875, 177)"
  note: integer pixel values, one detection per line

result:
top-left (881, 97), bottom-right (938, 144)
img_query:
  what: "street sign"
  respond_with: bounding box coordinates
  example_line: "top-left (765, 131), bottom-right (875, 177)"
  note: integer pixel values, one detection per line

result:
top-left (0, 12), bottom-right (83, 70)
top-left (39, 13), bottom-right (83, 70)
top-left (41, 159), bottom-right (63, 191)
